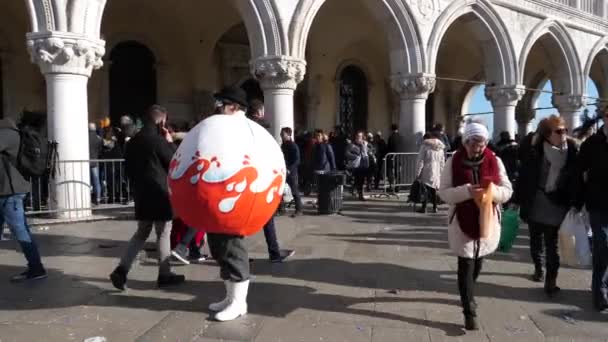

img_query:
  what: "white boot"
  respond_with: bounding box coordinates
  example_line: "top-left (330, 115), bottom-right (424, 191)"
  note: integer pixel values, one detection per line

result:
top-left (215, 280), bottom-right (249, 322)
top-left (209, 281), bottom-right (232, 312)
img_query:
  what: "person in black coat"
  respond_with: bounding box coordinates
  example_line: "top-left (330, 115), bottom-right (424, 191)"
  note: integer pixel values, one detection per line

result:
top-left (312, 129), bottom-right (336, 173)
top-left (514, 116), bottom-right (579, 296)
top-left (575, 110), bottom-right (608, 312)
top-left (110, 105), bottom-right (185, 291)
top-left (386, 124), bottom-right (405, 192)
top-left (281, 127), bottom-right (303, 215)
top-left (89, 123), bottom-right (103, 205)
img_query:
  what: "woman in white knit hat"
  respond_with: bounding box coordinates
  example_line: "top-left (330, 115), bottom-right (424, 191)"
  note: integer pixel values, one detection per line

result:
top-left (438, 120), bottom-right (513, 331)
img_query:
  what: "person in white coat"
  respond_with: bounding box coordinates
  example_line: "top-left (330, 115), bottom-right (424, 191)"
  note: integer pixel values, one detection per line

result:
top-left (438, 122), bottom-right (513, 331)
top-left (415, 131), bottom-right (446, 213)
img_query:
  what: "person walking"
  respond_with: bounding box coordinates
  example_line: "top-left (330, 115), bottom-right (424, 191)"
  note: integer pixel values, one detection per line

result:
top-left (495, 131), bottom-right (520, 183)
top-left (415, 131), bottom-right (446, 213)
top-left (515, 116), bottom-right (578, 295)
top-left (575, 108), bottom-right (608, 312)
top-left (373, 131), bottom-right (387, 190)
top-left (438, 121), bottom-right (512, 331)
top-left (365, 132), bottom-right (377, 192)
top-left (0, 117), bottom-right (47, 282)
top-left (281, 127), bottom-right (303, 216)
top-left (89, 123), bottom-right (103, 205)
top-left (109, 105), bottom-right (185, 290)
top-left (345, 131), bottom-right (370, 201)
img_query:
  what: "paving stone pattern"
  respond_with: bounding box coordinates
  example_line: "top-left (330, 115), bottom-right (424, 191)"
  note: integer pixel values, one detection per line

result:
top-left (0, 198), bottom-right (606, 341)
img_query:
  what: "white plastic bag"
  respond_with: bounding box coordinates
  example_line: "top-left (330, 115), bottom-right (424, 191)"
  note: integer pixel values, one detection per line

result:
top-left (282, 183), bottom-right (294, 203)
top-left (560, 209), bottom-right (592, 267)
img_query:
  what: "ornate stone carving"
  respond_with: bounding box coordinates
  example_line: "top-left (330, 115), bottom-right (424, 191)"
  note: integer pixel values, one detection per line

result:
top-left (251, 56), bottom-right (307, 90)
top-left (552, 94), bottom-right (587, 112)
top-left (484, 85), bottom-right (525, 107)
top-left (26, 32), bottom-right (105, 76)
top-left (390, 74), bottom-right (436, 100)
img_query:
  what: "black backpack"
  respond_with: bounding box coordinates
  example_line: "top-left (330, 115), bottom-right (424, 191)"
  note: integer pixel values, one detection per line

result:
top-left (15, 127), bottom-right (54, 178)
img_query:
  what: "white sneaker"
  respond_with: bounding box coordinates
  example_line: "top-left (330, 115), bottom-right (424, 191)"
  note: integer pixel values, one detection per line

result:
top-left (215, 280), bottom-right (249, 322)
top-left (209, 281), bottom-right (232, 312)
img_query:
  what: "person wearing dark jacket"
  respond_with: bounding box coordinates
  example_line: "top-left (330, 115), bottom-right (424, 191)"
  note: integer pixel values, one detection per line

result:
top-left (0, 118), bottom-right (47, 282)
top-left (373, 132), bottom-right (387, 189)
top-left (281, 127), bottom-right (303, 215)
top-left (515, 116), bottom-right (578, 297)
top-left (313, 129), bottom-right (336, 173)
top-left (110, 105), bottom-right (185, 291)
top-left (575, 109), bottom-right (608, 312)
top-left (89, 123), bottom-right (103, 205)
top-left (495, 131), bottom-right (520, 183)
top-left (386, 124), bottom-right (405, 192)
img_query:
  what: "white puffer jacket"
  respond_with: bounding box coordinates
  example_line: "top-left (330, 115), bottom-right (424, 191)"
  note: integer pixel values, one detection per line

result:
top-left (438, 154), bottom-right (513, 259)
top-left (415, 138), bottom-right (446, 189)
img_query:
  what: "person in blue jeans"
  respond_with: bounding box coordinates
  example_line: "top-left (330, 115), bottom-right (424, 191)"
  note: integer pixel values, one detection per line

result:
top-left (575, 109), bottom-right (608, 312)
top-left (89, 123), bottom-right (103, 205)
top-left (0, 118), bottom-right (46, 282)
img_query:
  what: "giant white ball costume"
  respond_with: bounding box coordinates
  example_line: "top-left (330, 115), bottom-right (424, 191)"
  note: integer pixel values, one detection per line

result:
top-left (168, 113), bottom-right (286, 236)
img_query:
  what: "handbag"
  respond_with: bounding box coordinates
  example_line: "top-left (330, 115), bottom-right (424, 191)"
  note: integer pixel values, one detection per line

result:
top-left (498, 208), bottom-right (520, 252)
top-left (408, 180), bottom-right (427, 203)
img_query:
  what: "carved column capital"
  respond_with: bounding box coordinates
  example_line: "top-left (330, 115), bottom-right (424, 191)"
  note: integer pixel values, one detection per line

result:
top-left (552, 94), bottom-right (586, 112)
top-left (26, 32), bottom-right (106, 77)
top-left (485, 85), bottom-right (525, 107)
top-left (251, 56), bottom-right (307, 90)
top-left (390, 73), bottom-right (436, 100)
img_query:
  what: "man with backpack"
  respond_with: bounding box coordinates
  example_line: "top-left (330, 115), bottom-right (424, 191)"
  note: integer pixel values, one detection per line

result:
top-left (0, 117), bottom-right (47, 282)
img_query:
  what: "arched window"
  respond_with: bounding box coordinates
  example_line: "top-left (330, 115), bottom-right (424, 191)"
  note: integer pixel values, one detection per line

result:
top-left (109, 41), bottom-right (157, 123)
top-left (338, 65), bottom-right (368, 136)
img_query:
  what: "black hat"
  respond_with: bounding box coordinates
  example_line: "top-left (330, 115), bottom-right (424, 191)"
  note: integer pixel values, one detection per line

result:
top-left (214, 86), bottom-right (248, 108)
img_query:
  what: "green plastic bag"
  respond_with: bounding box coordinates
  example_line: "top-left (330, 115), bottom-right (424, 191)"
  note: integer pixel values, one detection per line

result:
top-left (498, 208), bottom-right (520, 252)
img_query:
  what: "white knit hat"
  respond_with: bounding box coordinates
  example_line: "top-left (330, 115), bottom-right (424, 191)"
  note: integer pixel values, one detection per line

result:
top-left (464, 122), bottom-right (489, 141)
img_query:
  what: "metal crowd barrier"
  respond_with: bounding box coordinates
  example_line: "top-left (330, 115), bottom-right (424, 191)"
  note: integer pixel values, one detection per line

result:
top-left (26, 159), bottom-right (133, 217)
top-left (379, 152), bottom-right (454, 198)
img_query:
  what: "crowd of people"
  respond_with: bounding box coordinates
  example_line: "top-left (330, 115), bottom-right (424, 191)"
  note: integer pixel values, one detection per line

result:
top-left (1, 92), bottom-right (608, 331)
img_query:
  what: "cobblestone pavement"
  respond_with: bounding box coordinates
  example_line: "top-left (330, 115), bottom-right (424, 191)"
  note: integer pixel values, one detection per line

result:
top-left (0, 197), bottom-right (606, 341)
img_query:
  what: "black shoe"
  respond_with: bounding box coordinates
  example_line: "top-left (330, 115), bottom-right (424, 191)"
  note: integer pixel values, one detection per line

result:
top-left (291, 211), bottom-right (304, 218)
top-left (416, 207), bottom-right (426, 214)
top-left (464, 315), bottom-right (479, 331)
top-left (544, 279), bottom-right (561, 298)
top-left (10, 268), bottom-right (47, 283)
top-left (110, 266), bottom-right (127, 291)
top-left (157, 273), bottom-right (185, 288)
top-left (270, 249), bottom-right (295, 263)
top-left (532, 268), bottom-right (544, 282)
top-left (188, 254), bottom-right (208, 264)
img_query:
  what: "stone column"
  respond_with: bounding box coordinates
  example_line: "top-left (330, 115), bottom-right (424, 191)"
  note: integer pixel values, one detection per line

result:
top-left (553, 94), bottom-right (586, 131)
top-left (485, 85), bottom-right (525, 140)
top-left (27, 32), bottom-right (105, 219)
top-left (390, 74), bottom-right (436, 152)
top-left (251, 56), bottom-right (306, 141)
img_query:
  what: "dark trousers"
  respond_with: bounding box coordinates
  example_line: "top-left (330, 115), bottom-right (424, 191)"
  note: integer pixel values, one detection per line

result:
top-left (421, 186), bottom-right (438, 211)
top-left (353, 169), bottom-right (366, 196)
top-left (286, 172), bottom-right (302, 212)
top-left (589, 210), bottom-right (608, 307)
top-left (207, 233), bottom-right (249, 282)
top-left (528, 222), bottom-right (560, 280)
top-left (263, 217), bottom-right (281, 260)
top-left (458, 257), bottom-right (484, 317)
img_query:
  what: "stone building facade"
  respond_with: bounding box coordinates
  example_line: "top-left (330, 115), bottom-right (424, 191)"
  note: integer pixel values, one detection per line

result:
top-left (1, 0), bottom-right (608, 215)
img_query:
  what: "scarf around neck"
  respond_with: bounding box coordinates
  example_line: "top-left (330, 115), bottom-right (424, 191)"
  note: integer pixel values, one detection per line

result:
top-left (451, 148), bottom-right (501, 240)
top-left (543, 141), bottom-right (567, 193)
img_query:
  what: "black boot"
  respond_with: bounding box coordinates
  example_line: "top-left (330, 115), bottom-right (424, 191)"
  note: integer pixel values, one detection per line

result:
top-left (532, 267), bottom-right (544, 283)
top-left (544, 274), bottom-right (560, 298)
top-left (158, 273), bottom-right (186, 288)
top-left (110, 266), bottom-right (128, 291)
top-left (464, 315), bottom-right (479, 331)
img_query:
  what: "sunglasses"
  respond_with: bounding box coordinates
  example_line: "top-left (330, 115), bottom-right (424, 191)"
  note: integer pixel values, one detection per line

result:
top-left (553, 128), bottom-right (568, 135)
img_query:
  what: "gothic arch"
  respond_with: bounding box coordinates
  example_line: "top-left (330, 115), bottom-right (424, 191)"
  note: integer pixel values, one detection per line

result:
top-left (584, 36), bottom-right (608, 96)
top-left (25, 0), bottom-right (106, 35)
top-left (232, 0), bottom-right (286, 58)
top-left (105, 32), bottom-right (165, 65)
top-left (289, 0), bottom-right (425, 74)
top-left (519, 19), bottom-right (584, 95)
top-left (427, 0), bottom-right (518, 85)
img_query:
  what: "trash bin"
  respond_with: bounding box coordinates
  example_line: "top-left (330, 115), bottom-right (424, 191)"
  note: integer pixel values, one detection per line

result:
top-left (316, 171), bottom-right (345, 215)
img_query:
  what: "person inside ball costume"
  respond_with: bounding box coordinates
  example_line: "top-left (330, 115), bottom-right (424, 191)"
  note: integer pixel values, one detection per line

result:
top-left (204, 87), bottom-right (254, 322)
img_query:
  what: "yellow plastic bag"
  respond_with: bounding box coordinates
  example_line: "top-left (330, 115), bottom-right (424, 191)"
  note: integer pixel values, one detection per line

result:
top-left (559, 229), bottom-right (578, 267)
top-left (474, 183), bottom-right (495, 239)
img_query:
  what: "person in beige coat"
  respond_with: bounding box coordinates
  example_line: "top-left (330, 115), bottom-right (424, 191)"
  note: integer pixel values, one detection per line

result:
top-left (415, 132), bottom-right (446, 213)
top-left (438, 122), bottom-right (513, 331)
